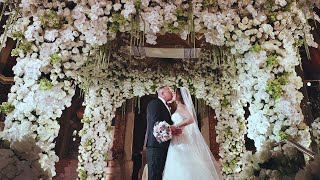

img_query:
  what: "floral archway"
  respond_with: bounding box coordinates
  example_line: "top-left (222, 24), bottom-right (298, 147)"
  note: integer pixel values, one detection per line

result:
top-left (76, 50), bottom-right (246, 177)
top-left (0, 0), bottom-right (319, 179)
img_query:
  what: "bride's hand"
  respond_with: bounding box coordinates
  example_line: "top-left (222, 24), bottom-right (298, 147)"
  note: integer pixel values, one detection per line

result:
top-left (170, 125), bottom-right (182, 136)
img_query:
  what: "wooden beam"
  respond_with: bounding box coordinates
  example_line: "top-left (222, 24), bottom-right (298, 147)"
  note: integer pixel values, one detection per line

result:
top-left (0, 74), bottom-right (13, 84)
top-left (304, 80), bottom-right (320, 82)
top-left (127, 46), bottom-right (201, 59)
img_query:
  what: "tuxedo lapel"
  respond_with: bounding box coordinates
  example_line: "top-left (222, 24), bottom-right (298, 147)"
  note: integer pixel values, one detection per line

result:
top-left (158, 97), bottom-right (171, 115)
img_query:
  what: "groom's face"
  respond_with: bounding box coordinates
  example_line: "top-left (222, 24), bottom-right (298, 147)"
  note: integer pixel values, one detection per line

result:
top-left (162, 87), bottom-right (173, 102)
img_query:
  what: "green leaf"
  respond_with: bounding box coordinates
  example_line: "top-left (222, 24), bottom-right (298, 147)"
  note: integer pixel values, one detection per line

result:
top-left (81, 116), bottom-right (91, 124)
top-left (104, 153), bottom-right (109, 161)
top-left (79, 169), bottom-right (87, 180)
top-left (221, 97), bottom-right (229, 108)
top-left (0, 102), bottom-right (14, 114)
top-left (279, 131), bottom-right (290, 140)
top-left (50, 53), bottom-right (61, 64)
top-left (203, 0), bottom-right (218, 8)
top-left (11, 49), bottom-right (20, 56)
top-left (40, 78), bottom-right (53, 91)
top-left (134, 0), bottom-right (141, 9)
top-left (249, 44), bottom-right (262, 52)
top-left (41, 10), bottom-right (62, 29)
top-left (11, 31), bottom-right (24, 39)
top-left (266, 54), bottom-right (278, 67)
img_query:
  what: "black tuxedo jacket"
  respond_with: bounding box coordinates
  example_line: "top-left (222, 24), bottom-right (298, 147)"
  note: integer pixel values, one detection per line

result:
top-left (146, 98), bottom-right (173, 149)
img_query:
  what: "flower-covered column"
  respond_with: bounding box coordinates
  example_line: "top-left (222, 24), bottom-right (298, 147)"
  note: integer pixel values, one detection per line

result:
top-left (236, 3), bottom-right (314, 150)
top-left (1, 1), bottom-right (87, 177)
top-left (214, 64), bottom-right (247, 177)
top-left (0, 55), bottom-right (75, 178)
top-left (78, 85), bottom-right (115, 179)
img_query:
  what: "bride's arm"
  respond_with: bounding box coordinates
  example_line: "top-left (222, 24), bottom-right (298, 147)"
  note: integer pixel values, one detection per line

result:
top-left (173, 105), bottom-right (194, 128)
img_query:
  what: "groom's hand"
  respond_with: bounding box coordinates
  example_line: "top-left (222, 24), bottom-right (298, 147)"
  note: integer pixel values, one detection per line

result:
top-left (170, 125), bottom-right (182, 135)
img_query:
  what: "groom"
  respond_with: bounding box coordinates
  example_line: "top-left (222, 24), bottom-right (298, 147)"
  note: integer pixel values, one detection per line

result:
top-left (146, 86), bottom-right (181, 180)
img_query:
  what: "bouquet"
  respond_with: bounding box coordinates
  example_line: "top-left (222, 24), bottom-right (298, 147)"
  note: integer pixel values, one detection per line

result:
top-left (153, 121), bottom-right (172, 143)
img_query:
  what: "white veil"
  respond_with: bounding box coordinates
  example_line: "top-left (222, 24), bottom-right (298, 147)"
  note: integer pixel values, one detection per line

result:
top-left (179, 87), bottom-right (223, 179)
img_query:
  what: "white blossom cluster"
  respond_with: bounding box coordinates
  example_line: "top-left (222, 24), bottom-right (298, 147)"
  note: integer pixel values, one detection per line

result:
top-left (237, 44), bottom-right (311, 151)
top-left (0, 55), bottom-right (75, 178)
top-left (234, 3), bottom-right (314, 150)
top-left (214, 63), bottom-right (247, 176)
top-left (240, 141), bottom-right (275, 179)
top-left (78, 84), bottom-right (115, 180)
top-left (0, 0), bottom-right (318, 179)
top-left (239, 140), bottom-right (303, 179)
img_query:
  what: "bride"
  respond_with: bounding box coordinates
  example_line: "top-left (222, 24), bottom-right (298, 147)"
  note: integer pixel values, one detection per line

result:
top-left (162, 87), bottom-right (222, 180)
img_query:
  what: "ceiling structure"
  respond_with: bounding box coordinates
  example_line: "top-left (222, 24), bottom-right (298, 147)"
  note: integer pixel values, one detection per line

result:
top-left (0, 8), bottom-right (319, 84)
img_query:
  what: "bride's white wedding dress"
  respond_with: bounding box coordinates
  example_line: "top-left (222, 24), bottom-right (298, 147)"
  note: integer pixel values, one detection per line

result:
top-left (162, 112), bottom-right (222, 180)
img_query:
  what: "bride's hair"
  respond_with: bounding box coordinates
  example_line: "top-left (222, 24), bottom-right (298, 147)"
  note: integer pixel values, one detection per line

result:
top-left (175, 88), bottom-right (185, 105)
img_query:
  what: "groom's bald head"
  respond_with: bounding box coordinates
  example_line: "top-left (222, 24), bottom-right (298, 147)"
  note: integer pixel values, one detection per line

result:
top-left (158, 86), bottom-right (173, 102)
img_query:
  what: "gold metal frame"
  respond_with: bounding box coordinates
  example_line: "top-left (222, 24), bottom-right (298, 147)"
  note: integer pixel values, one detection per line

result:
top-left (278, 139), bottom-right (317, 159)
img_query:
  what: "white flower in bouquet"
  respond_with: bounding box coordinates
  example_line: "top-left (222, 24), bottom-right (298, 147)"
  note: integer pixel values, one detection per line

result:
top-left (1, 0), bottom-right (318, 178)
top-left (84, 162), bottom-right (96, 174)
top-left (34, 85), bottom-right (70, 118)
top-left (255, 134), bottom-right (268, 149)
top-left (232, 37), bottom-right (251, 54)
top-left (241, 165), bottom-right (255, 179)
